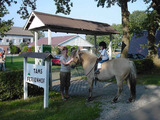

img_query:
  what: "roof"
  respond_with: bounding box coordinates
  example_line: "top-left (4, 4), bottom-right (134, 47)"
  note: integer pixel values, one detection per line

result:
top-left (19, 52), bottom-right (53, 59)
top-left (30, 35), bottom-right (76, 46)
top-left (129, 30), bottom-right (160, 57)
top-left (5, 27), bottom-right (33, 36)
top-left (24, 11), bottom-right (119, 35)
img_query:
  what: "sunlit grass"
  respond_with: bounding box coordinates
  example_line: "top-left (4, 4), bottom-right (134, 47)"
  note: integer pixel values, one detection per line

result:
top-left (0, 91), bottom-right (101, 120)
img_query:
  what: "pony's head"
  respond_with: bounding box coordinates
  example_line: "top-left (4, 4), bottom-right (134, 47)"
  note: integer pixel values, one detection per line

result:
top-left (70, 49), bottom-right (82, 68)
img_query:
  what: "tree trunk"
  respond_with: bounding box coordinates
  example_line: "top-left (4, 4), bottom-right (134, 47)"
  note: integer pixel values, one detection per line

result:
top-left (120, 1), bottom-right (130, 58)
top-left (152, 0), bottom-right (160, 16)
top-left (147, 10), bottom-right (160, 68)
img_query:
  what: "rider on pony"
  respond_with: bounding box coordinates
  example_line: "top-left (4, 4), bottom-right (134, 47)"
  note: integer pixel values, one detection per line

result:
top-left (95, 41), bottom-right (109, 74)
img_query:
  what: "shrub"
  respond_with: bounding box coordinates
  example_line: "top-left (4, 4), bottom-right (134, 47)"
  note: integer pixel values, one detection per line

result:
top-left (27, 46), bottom-right (35, 52)
top-left (134, 59), bottom-right (154, 74)
top-left (19, 42), bottom-right (28, 50)
top-left (22, 46), bottom-right (28, 52)
top-left (0, 70), bottom-right (43, 101)
top-left (0, 70), bottom-right (23, 101)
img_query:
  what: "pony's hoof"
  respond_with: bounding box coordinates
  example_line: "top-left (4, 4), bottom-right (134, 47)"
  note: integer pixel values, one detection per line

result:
top-left (112, 98), bottom-right (118, 103)
top-left (127, 97), bottom-right (135, 103)
top-left (87, 97), bottom-right (93, 102)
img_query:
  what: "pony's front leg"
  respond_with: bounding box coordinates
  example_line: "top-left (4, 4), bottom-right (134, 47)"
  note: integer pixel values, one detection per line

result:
top-left (87, 78), bottom-right (94, 102)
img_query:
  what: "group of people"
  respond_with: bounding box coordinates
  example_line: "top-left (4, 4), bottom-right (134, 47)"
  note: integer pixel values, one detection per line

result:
top-left (59, 41), bottom-right (109, 101)
top-left (0, 50), bottom-right (6, 71)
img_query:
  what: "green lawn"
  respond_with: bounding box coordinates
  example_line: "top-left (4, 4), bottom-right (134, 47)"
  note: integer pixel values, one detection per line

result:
top-left (5, 56), bottom-right (85, 76)
top-left (0, 91), bottom-right (101, 120)
top-left (137, 73), bottom-right (160, 85)
top-left (6, 56), bottom-right (35, 70)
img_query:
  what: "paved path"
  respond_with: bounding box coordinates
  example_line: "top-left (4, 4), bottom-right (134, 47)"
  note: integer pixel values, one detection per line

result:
top-left (52, 73), bottom-right (160, 120)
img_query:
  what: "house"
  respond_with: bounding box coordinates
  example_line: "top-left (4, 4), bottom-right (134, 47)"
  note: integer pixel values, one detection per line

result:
top-left (29, 35), bottom-right (94, 52)
top-left (0, 27), bottom-right (34, 54)
top-left (128, 30), bottom-right (160, 58)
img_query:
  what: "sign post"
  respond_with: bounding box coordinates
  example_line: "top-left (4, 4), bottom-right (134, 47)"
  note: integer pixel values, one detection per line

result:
top-left (20, 52), bottom-right (53, 109)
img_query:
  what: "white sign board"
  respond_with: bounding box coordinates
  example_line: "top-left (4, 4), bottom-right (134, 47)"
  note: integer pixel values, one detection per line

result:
top-left (24, 59), bottom-right (49, 109)
top-left (26, 63), bottom-right (46, 88)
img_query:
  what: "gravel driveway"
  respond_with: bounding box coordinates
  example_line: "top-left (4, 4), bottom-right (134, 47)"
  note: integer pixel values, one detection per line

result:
top-left (52, 72), bottom-right (160, 120)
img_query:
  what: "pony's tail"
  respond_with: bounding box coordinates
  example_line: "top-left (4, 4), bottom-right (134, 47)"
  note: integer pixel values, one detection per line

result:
top-left (129, 61), bottom-right (137, 100)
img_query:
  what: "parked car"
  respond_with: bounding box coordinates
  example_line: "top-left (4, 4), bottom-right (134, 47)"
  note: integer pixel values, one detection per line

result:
top-left (128, 53), bottom-right (145, 60)
top-left (115, 53), bottom-right (121, 58)
top-left (115, 53), bottom-right (145, 60)
top-left (52, 55), bottom-right (61, 65)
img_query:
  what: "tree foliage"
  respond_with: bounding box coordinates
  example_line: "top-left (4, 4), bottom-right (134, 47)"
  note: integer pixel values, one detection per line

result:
top-left (0, 0), bottom-right (37, 36)
top-left (129, 10), bottom-right (148, 35)
top-left (31, 31), bottom-right (45, 40)
top-left (19, 42), bottom-right (28, 50)
top-left (86, 24), bottom-right (122, 51)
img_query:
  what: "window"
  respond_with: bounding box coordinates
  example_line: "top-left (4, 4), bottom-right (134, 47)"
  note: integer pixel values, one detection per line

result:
top-left (23, 38), bottom-right (31, 43)
top-left (0, 38), bottom-right (2, 43)
top-left (0, 47), bottom-right (3, 52)
top-left (6, 39), bottom-right (9, 42)
top-left (19, 39), bottom-right (21, 43)
top-left (12, 39), bottom-right (15, 44)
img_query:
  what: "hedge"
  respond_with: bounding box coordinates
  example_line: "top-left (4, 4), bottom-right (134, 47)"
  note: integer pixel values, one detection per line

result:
top-left (0, 70), bottom-right (43, 101)
top-left (134, 59), bottom-right (154, 74)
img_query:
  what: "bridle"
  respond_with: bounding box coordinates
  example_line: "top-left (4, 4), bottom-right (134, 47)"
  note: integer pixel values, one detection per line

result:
top-left (72, 53), bottom-right (97, 76)
top-left (85, 59), bottom-right (97, 76)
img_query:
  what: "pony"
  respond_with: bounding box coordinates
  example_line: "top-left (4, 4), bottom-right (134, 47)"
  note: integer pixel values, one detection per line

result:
top-left (70, 50), bottom-right (136, 102)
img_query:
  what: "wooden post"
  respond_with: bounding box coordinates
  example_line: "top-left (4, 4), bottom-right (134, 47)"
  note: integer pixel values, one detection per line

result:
top-left (109, 34), bottom-right (112, 60)
top-left (48, 29), bottom-right (52, 90)
top-left (44, 60), bottom-right (49, 108)
top-left (94, 35), bottom-right (97, 54)
top-left (35, 31), bottom-right (38, 64)
top-left (35, 31), bottom-right (38, 52)
top-left (48, 29), bottom-right (51, 45)
top-left (24, 57), bottom-right (28, 100)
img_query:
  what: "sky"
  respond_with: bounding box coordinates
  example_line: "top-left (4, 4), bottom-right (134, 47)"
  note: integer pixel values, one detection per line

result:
top-left (3, 0), bottom-right (150, 38)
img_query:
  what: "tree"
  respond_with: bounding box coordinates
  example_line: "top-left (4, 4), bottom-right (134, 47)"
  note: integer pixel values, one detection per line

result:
top-left (143, 0), bottom-right (160, 67)
top-left (19, 42), bottom-right (28, 50)
top-left (86, 24), bottom-right (122, 52)
top-left (129, 11), bottom-right (147, 35)
top-left (145, 10), bottom-right (160, 67)
top-left (129, 10), bottom-right (160, 67)
top-left (0, 0), bottom-right (37, 36)
top-left (31, 31), bottom-right (45, 40)
top-left (94, 0), bottom-right (136, 58)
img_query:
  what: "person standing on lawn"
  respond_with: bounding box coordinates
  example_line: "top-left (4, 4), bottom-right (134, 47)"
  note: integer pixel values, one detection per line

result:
top-left (60, 47), bottom-right (73, 101)
top-left (1, 50), bottom-right (6, 71)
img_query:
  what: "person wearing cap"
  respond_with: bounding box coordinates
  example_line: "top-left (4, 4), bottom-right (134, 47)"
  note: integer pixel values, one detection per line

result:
top-left (95, 41), bottom-right (109, 74)
top-left (59, 47), bottom-right (73, 101)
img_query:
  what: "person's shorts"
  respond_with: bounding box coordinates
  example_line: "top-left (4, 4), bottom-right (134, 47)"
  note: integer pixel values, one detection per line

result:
top-left (60, 72), bottom-right (71, 90)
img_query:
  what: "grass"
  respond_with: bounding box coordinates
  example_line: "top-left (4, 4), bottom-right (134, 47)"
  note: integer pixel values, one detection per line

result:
top-left (0, 91), bottom-right (101, 120)
top-left (6, 56), bottom-right (35, 70)
top-left (137, 73), bottom-right (160, 85)
top-left (5, 56), bottom-right (85, 77)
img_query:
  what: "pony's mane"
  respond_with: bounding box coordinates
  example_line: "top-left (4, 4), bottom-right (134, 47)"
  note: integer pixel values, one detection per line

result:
top-left (80, 50), bottom-right (97, 58)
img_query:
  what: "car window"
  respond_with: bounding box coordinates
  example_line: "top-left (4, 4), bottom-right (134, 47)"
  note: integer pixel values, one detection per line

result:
top-left (54, 55), bottom-right (61, 59)
top-left (137, 54), bottom-right (144, 59)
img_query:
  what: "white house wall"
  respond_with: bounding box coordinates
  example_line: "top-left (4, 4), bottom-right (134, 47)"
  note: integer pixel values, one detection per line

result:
top-left (0, 35), bottom-right (33, 46)
top-left (60, 36), bottom-right (93, 47)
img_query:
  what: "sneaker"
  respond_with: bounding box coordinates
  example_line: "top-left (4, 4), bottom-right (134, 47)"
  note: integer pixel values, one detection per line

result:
top-left (95, 69), bottom-right (100, 74)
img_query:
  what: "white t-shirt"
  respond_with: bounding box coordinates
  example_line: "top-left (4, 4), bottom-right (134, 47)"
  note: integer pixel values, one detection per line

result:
top-left (99, 49), bottom-right (109, 60)
top-left (60, 55), bottom-right (71, 72)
